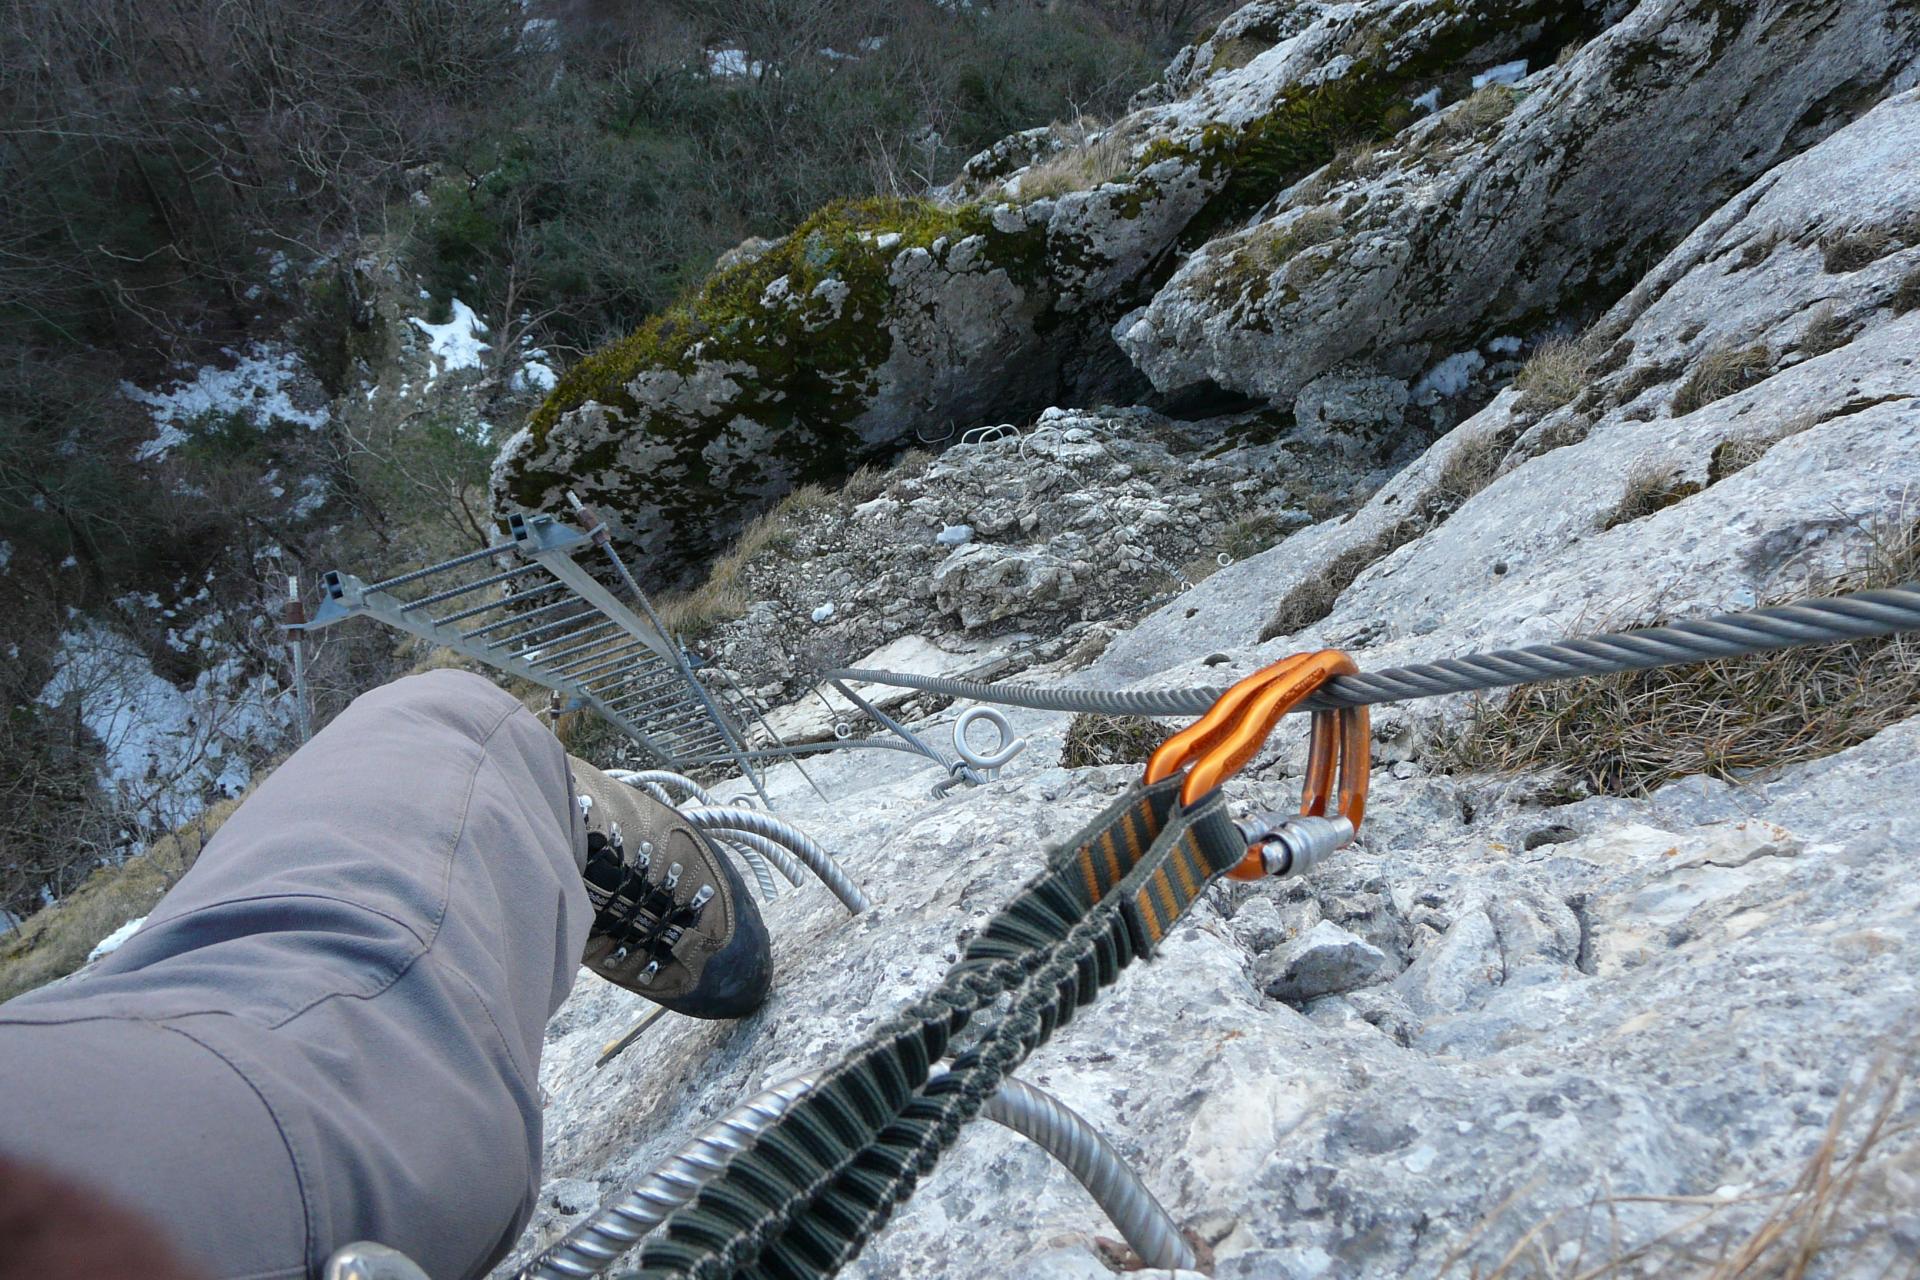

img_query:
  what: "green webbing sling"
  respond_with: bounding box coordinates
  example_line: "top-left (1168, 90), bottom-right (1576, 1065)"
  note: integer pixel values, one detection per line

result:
top-left (629, 777), bottom-right (1248, 1280)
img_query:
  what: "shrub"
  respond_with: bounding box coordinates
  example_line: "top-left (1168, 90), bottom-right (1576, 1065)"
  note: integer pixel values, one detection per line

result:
top-left (0, 792), bottom-right (245, 1002)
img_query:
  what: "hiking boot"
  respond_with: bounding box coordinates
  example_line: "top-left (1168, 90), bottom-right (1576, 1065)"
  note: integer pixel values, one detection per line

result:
top-left (569, 757), bottom-right (771, 1019)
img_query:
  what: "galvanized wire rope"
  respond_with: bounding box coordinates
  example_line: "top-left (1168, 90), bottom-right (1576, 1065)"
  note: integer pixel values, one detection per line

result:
top-left (608, 770), bottom-right (719, 808)
top-left (710, 828), bottom-right (809, 893)
top-left (983, 1078), bottom-right (1195, 1270)
top-left (517, 1074), bottom-right (1191, 1280)
top-left (706, 833), bottom-right (782, 902)
top-left (832, 583), bottom-right (1920, 718)
top-left (679, 808), bottom-right (872, 914)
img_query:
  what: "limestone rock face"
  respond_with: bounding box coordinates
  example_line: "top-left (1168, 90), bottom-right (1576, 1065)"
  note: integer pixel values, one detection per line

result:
top-left (498, 80), bottom-right (1920, 1280)
top-left (493, 0), bottom-right (1639, 579)
top-left (1100, 86), bottom-right (1920, 685)
top-left (683, 404), bottom-right (1389, 705)
top-left (1119, 0), bottom-right (1920, 406)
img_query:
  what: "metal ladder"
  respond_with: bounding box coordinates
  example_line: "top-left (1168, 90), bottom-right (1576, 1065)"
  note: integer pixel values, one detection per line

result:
top-left (302, 511), bottom-right (772, 804)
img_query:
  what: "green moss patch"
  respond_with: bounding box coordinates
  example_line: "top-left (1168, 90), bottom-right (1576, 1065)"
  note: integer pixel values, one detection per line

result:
top-left (526, 197), bottom-right (1041, 449)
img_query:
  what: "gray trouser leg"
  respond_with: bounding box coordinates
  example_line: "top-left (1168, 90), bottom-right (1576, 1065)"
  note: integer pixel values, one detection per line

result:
top-left (0, 670), bottom-right (592, 1280)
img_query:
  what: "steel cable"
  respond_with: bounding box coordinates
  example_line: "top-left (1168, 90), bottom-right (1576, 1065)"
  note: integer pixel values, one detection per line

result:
top-left (832, 583), bottom-right (1920, 718)
top-left (710, 829), bottom-right (808, 893)
top-left (679, 808), bottom-right (872, 914)
top-left (518, 1075), bottom-right (1191, 1280)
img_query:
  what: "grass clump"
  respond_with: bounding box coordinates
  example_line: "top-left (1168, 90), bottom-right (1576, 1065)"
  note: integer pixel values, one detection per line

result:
top-left (1209, 33), bottom-right (1275, 74)
top-left (1433, 429), bottom-right (1509, 514)
top-left (1015, 130), bottom-right (1134, 200)
top-left (651, 483), bottom-right (830, 639)
top-left (1222, 511), bottom-right (1293, 560)
top-left (1707, 409), bottom-right (1822, 484)
top-left (1819, 215), bottom-right (1920, 273)
top-left (1436, 521), bottom-right (1920, 798)
top-left (1061, 714), bottom-right (1168, 768)
top-left (1671, 344), bottom-right (1772, 416)
top-left (1422, 84), bottom-right (1518, 151)
top-left (1796, 303), bottom-right (1853, 357)
top-left (1514, 335), bottom-right (1596, 413)
top-left (1242, 206), bottom-right (1344, 280)
top-left (1891, 264), bottom-right (1920, 315)
top-left (1454, 83), bottom-right (1518, 130)
top-left (0, 795), bottom-right (245, 1002)
top-left (1604, 458), bottom-right (1701, 529)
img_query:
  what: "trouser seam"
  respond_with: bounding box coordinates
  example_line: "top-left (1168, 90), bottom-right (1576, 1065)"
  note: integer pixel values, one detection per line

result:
top-left (157, 1018), bottom-right (317, 1279)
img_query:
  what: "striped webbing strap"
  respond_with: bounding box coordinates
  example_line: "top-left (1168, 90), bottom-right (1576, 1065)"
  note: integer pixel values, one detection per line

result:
top-left (631, 779), bottom-right (1247, 1280)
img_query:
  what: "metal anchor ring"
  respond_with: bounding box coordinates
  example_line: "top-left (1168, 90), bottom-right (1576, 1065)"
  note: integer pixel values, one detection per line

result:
top-left (951, 705), bottom-right (1027, 777)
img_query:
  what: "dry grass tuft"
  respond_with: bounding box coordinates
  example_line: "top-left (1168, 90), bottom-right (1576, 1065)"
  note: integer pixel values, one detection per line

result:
top-left (1515, 335), bottom-right (1597, 413)
top-left (1436, 520), bottom-right (1920, 798)
top-left (1524, 412), bottom-right (1596, 458)
top-left (1221, 511), bottom-right (1292, 561)
top-left (843, 462), bottom-right (891, 505)
top-left (1433, 429), bottom-right (1509, 514)
top-left (1016, 130), bottom-right (1133, 200)
top-left (1892, 264), bottom-right (1920, 315)
top-left (1261, 517), bottom-right (1425, 641)
top-left (0, 793), bottom-right (247, 1002)
top-left (1060, 714), bottom-right (1168, 768)
top-left (652, 483), bottom-right (831, 638)
top-left (1209, 33), bottom-right (1274, 74)
top-left (1819, 217), bottom-right (1918, 274)
top-left (1795, 304), bottom-right (1853, 357)
top-left (1604, 458), bottom-right (1701, 529)
top-left (1707, 410), bottom-right (1821, 485)
top-left (1325, 141), bottom-right (1383, 183)
top-left (1448, 1044), bottom-right (1919, 1279)
top-left (1672, 344), bottom-right (1772, 416)
top-left (1432, 84), bottom-right (1517, 142)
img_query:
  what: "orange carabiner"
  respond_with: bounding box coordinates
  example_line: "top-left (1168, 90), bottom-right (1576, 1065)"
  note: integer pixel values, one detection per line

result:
top-left (1143, 650), bottom-right (1370, 881)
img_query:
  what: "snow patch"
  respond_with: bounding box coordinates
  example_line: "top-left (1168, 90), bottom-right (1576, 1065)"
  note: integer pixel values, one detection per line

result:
top-left (123, 345), bottom-right (329, 461)
top-left (512, 361), bottom-right (559, 394)
top-left (88, 916), bottom-right (147, 963)
top-left (1472, 60), bottom-right (1528, 90)
top-left (810, 603), bottom-right (837, 623)
top-left (36, 619), bottom-right (286, 837)
top-left (1410, 87), bottom-right (1441, 114)
top-left (935, 524), bottom-right (974, 546)
top-left (409, 299), bottom-right (492, 381)
top-left (707, 48), bottom-right (764, 78)
top-left (1411, 351), bottom-right (1487, 405)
